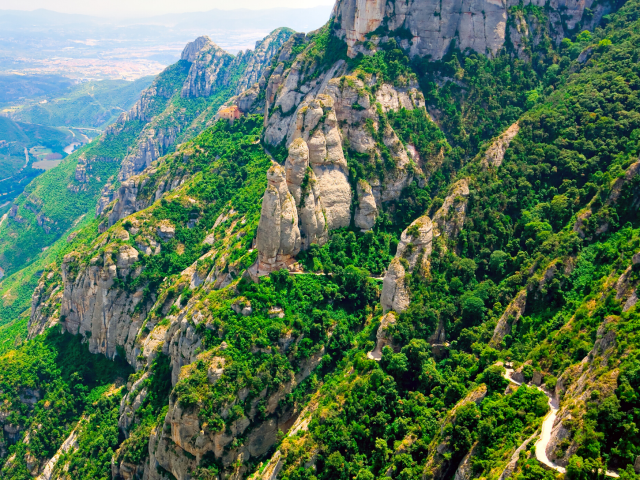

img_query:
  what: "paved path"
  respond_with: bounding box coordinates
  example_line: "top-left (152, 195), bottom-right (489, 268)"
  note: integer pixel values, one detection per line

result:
top-left (502, 367), bottom-right (619, 478)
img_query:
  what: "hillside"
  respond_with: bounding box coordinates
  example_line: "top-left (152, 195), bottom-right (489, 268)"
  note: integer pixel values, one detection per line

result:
top-left (0, 0), bottom-right (639, 480)
top-left (0, 28), bottom-right (294, 324)
top-left (11, 77), bottom-right (155, 129)
top-left (0, 117), bottom-right (72, 204)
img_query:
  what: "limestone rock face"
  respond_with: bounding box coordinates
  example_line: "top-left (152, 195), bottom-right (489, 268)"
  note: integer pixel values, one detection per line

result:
top-left (28, 273), bottom-right (63, 338)
top-left (355, 180), bottom-right (378, 231)
top-left (333, 0), bottom-right (604, 60)
top-left (234, 28), bottom-right (294, 96)
top-left (289, 95), bottom-right (352, 231)
top-left (433, 179), bottom-right (470, 238)
top-left (483, 123), bottom-right (520, 168)
top-left (285, 139), bottom-right (328, 249)
top-left (58, 249), bottom-right (149, 362)
top-left (381, 258), bottom-right (410, 313)
top-left (181, 37), bottom-right (234, 98)
top-left (396, 215), bottom-right (433, 271)
top-left (367, 312), bottom-right (398, 360)
top-left (381, 215), bottom-right (435, 313)
top-left (145, 349), bottom-right (325, 480)
top-left (334, 0), bottom-right (507, 60)
top-left (256, 163), bottom-right (302, 274)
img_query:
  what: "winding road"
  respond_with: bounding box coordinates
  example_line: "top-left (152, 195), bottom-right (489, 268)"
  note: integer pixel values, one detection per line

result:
top-left (502, 367), bottom-right (619, 478)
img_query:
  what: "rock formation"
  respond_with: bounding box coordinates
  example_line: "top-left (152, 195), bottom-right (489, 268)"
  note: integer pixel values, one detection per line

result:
top-left (332, 0), bottom-right (610, 60)
top-left (285, 139), bottom-right (328, 249)
top-left (333, 0), bottom-right (507, 59)
top-left (381, 257), bottom-right (410, 313)
top-left (433, 179), bottom-right (470, 238)
top-left (483, 123), bottom-right (520, 168)
top-left (289, 95), bottom-right (352, 230)
top-left (256, 93), bottom-right (362, 274)
top-left (380, 215), bottom-right (434, 313)
top-left (181, 37), bottom-right (234, 98)
top-left (255, 163), bottom-right (302, 275)
top-left (57, 245), bottom-right (149, 362)
top-left (355, 179), bottom-right (378, 231)
top-left (395, 215), bottom-right (434, 271)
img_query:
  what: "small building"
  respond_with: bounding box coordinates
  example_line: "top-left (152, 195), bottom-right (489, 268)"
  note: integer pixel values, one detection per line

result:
top-left (218, 105), bottom-right (242, 122)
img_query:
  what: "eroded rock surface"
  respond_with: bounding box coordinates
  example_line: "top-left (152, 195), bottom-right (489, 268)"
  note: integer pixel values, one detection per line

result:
top-left (483, 123), bottom-right (520, 168)
top-left (396, 215), bottom-right (433, 271)
top-left (381, 258), bottom-right (410, 313)
top-left (333, 0), bottom-right (605, 60)
top-left (256, 163), bottom-right (302, 275)
top-left (355, 179), bottom-right (378, 231)
top-left (433, 179), bottom-right (470, 238)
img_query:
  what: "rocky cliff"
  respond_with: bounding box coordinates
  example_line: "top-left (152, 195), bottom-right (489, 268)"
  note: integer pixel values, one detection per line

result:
top-left (98, 29), bottom-right (294, 221)
top-left (332, 0), bottom-right (613, 59)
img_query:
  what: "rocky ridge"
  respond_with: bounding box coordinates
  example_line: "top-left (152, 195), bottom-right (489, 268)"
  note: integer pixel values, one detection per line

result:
top-left (97, 29), bottom-right (293, 217)
top-left (332, 0), bottom-right (613, 60)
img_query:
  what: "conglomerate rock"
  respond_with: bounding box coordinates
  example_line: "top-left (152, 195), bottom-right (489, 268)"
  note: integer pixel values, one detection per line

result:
top-left (255, 163), bottom-right (302, 275)
top-left (332, 0), bottom-right (608, 60)
top-left (381, 257), bottom-right (411, 313)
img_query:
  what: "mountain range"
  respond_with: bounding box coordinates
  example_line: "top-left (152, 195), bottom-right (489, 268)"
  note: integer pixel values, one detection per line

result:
top-left (0, 0), bottom-right (639, 479)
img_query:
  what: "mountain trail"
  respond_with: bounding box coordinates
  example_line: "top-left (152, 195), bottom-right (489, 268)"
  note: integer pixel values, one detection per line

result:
top-left (502, 367), bottom-right (619, 478)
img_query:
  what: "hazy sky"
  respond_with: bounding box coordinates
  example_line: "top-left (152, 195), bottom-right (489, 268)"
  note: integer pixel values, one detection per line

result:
top-left (0, 0), bottom-right (335, 16)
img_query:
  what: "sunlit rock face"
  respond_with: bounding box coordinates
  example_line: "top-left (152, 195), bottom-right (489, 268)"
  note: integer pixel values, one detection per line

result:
top-left (332, 0), bottom-right (607, 60)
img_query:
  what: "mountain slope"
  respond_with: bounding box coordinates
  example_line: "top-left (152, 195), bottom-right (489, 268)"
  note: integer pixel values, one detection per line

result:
top-left (0, 28), bottom-right (293, 326)
top-left (2, 0), bottom-right (640, 479)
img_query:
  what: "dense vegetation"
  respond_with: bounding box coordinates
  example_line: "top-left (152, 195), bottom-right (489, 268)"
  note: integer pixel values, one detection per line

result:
top-left (0, 328), bottom-right (132, 479)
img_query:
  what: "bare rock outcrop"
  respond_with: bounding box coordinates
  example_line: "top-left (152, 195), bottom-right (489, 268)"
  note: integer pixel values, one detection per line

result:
top-left (396, 215), bottom-right (433, 271)
top-left (28, 272), bottom-right (63, 338)
top-left (235, 28), bottom-right (295, 97)
top-left (145, 349), bottom-right (325, 480)
top-left (433, 179), bottom-right (470, 238)
top-left (355, 179), bottom-right (378, 231)
top-left (381, 257), bottom-right (410, 313)
top-left (333, 0), bottom-right (606, 60)
top-left (367, 312), bottom-right (398, 360)
top-left (285, 138), bottom-right (328, 249)
top-left (181, 37), bottom-right (234, 98)
top-left (381, 215), bottom-right (434, 313)
top-left (483, 123), bottom-right (520, 168)
top-left (58, 246), bottom-right (149, 362)
top-left (289, 94), bottom-right (352, 230)
top-left (255, 163), bottom-right (302, 275)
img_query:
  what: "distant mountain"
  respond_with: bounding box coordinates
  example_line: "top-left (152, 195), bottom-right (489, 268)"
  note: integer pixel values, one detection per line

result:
top-left (0, 6), bottom-right (335, 33)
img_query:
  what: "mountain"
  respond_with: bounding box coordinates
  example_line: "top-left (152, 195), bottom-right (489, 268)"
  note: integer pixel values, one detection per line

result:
top-left (0, 28), bottom-right (293, 323)
top-left (10, 77), bottom-right (156, 129)
top-left (1, 0), bottom-right (640, 479)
